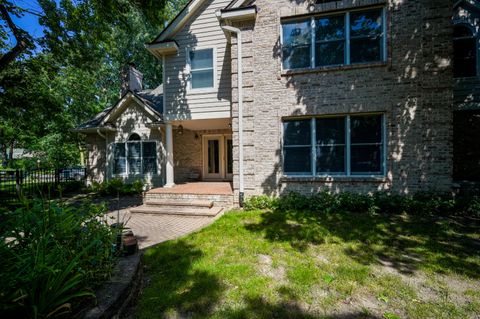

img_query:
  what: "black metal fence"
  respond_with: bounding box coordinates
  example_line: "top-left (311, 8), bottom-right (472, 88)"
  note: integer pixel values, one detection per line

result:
top-left (0, 167), bottom-right (86, 204)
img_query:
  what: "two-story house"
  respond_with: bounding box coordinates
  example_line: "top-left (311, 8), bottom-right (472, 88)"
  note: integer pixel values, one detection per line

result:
top-left (76, 0), bottom-right (480, 206)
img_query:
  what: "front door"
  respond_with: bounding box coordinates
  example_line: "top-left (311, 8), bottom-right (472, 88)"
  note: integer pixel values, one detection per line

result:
top-left (203, 135), bottom-right (233, 181)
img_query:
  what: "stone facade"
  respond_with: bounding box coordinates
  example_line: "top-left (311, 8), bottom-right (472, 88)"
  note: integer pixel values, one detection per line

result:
top-left (228, 0), bottom-right (454, 201)
top-left (85, 99), bottom-right (164, 188)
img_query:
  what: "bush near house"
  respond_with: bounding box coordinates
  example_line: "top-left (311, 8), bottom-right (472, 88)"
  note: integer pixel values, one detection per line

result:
top-left (0, 199), bottom-right (115, 318)
top-left (89, 178), bottom-right (144, 196)
top-left (244, 192), bottom-right (480, 217)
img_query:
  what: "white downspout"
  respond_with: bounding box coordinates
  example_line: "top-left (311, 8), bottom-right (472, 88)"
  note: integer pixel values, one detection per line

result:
top-left (221, 25), bottom-right (244, 206)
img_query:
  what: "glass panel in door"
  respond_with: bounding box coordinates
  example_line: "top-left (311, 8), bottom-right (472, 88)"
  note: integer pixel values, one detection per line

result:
top-left (208, 139), bottom-right (220, 174)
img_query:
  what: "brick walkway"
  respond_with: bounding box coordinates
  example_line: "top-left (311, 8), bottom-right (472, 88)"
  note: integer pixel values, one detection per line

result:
top-left (106, 197), bottom-right (215, 249)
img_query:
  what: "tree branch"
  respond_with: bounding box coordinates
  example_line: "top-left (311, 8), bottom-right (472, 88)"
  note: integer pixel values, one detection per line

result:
top-left (0, 4), bottom-right (32, 70)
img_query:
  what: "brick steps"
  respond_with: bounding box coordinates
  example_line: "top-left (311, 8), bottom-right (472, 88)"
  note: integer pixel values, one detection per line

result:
top-left (129, 205), bottom-right (223, 217)
top-left (145, 193), bottom-right (234, 208)
top-left (145, 199), bottom-right (214, 208)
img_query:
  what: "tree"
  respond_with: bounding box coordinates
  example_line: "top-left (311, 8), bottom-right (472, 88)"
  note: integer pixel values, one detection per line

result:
top-left (0, 0), bottom-right (189, 167)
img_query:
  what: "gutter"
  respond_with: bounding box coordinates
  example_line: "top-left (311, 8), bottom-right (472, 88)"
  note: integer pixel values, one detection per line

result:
top-left (221, 25), bottom-right (245, 207)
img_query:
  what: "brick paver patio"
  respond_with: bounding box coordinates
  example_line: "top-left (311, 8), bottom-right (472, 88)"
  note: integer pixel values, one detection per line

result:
top-left (106, 197), bottom-right (216, 249)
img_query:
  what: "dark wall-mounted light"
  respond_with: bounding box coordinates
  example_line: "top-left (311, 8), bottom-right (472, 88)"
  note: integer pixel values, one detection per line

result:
top-left (177, 125), bottom-right (184, 135)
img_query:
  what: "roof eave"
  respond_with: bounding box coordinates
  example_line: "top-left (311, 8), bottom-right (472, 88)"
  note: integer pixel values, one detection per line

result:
top-left (150, 0), bottom-right (206, 43)
top-left (146, 41), bottom-right (179, 59)
top-left (72, 126), bottom-right (117, 133)
top-left (219, 5), bottom-right (257, 21)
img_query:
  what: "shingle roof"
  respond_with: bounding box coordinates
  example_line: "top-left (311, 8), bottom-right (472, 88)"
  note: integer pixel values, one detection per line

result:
top-left (75, 85), bottom-right (163, 131)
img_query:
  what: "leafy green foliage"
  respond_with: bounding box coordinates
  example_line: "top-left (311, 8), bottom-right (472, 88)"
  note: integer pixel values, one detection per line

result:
top-left (89, 178), bottom-right (144, 196)
top-left (0, 199), bottom-right (115, 318)
top-left (0, 0), bottom-right (189, 167)
top-left (244, 192), bottom-right (480, 217)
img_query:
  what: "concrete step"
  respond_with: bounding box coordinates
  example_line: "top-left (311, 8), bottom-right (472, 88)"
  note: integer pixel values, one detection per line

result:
top-left (145, 199), bottom-right (213, 208)
top-left (129, 205), bottom-right (223, 217)
top-left (145, 193), bottom-right (234, 208)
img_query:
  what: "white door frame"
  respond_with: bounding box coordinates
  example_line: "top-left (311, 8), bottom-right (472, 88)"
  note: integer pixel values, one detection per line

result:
top-left (202, 134), bottom-right (233, 181)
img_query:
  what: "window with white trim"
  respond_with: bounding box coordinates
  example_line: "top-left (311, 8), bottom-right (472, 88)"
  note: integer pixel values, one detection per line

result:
top-left (283, 114), bottom-right (385, 176)
top-left (189, 48), bottom-right (214, 89)
top-left (282, 7), bottom-right (386, 70)
top-left (113, 133), bottom-right (157, 175)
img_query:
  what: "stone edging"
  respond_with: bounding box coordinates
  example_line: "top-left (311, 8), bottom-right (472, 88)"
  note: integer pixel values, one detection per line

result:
top-left (79, 252), bottom-right (143, 319)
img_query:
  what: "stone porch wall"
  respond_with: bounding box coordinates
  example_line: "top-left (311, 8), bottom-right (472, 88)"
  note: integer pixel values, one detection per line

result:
top-left (228, 0), bottom-right (453, 202)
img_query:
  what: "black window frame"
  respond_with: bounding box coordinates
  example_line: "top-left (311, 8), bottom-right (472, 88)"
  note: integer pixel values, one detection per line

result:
top-left (281, 7), bottom-right (387, 70)
top-left (282, 114), bottom-right (386, 177)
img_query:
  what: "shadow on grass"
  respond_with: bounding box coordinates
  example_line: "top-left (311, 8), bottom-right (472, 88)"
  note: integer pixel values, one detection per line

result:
top-left (245, 209), bottom-right (480, 278)
top-left (221, 296), bottom-right (382, 319)
top-left (139, 240), bottom-right (224, 318)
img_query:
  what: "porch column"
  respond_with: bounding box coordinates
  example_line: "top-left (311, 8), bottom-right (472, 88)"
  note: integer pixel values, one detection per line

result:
top-left (165, 122), bottom-right (175, 187)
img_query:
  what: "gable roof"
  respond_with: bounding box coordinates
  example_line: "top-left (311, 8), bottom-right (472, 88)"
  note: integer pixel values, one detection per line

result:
top-left (224, 0), bottom-right (254, 9)
top-left (150, 0), bottom-right (206, 44)
top-left (149, 0), bottom-right (255, 44)
top-left (74, 85), bottom-right (163, 133)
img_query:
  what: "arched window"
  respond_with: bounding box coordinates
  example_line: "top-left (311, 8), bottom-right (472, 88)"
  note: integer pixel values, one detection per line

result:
top-left (453, 25), bottom-right (477, 78)
top-left (113, 133), bottom-right (157, 175)
top-left (128, 133), bottom-right (141, 141)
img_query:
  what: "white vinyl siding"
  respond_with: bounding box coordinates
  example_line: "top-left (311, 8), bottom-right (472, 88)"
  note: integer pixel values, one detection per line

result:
top-left (164, 0), bottom-right (232, 121)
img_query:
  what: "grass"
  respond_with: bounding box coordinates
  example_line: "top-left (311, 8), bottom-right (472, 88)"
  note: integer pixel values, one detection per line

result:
top-left (135, 209), bottom-right (480, 319)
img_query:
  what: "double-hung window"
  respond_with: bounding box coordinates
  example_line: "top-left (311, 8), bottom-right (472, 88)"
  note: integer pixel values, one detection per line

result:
top-left (283, 114), bottom-right (385, 176)
top-left (189, 48), bottom-right (214, 89)
top-left (282, 7), bottom-right (386, 69)
top-left (112, 134), bottom-right (157, 176)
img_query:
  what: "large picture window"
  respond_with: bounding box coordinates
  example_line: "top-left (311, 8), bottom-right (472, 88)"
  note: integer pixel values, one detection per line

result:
top-left (283, 114), bottom-right (385, 176)
top-left (113, 134), bottom-right (157, 176)
top-left (282, 7), bottom-right (386, 70)
top-left (189, 48), bottom-right (214, 89)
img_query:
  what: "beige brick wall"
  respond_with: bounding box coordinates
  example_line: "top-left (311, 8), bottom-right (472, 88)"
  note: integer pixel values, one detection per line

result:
top-left (173, 128), bottom-right (232, 183)
top-left (85, 99), bottom-right (165, 188)
top-left (86, 134), bottom-right (106, 185)
top-left (228, 0), bottom-right (454, 201)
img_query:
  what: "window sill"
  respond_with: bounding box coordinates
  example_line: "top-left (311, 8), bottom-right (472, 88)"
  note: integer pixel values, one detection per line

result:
top-left (187, 87), bottom-right (217, 95)
top-left (281, 62), bottom-right (388, 77)
top-left (281, 175), bottom-right (387, 183)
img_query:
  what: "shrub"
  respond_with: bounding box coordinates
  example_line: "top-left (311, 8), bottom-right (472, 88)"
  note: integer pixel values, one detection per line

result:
top-left (0, 199), bottom-right (115, 318)
top-left (245, 191), bottom-right (480, 217)
top-left (244, 195), bottom-right (276, 211)
top-left (89, 178), bottom-right (144, 196)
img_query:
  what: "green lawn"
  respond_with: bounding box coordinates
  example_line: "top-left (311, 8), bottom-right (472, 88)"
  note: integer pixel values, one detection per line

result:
top-left (136, 209), bottom-right (480, 319)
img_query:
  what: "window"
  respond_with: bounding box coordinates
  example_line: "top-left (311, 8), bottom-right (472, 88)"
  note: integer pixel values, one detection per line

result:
top-left (283, 114), bottom-right (385, 176)
top-left (112, 134), bottom-right (157, 176)
top-left (282, 19), bottom-right (312, 69)
top-left (189, 48), bottom-right (214, 89)
top-left (283, 120), bottom-right (312, 174)
top-left (281, 8), bottom-right (386, 69)
top-left (453, 25), bottom-right (477, 78)
top-left (113, 143), bottom-right (126, 175)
